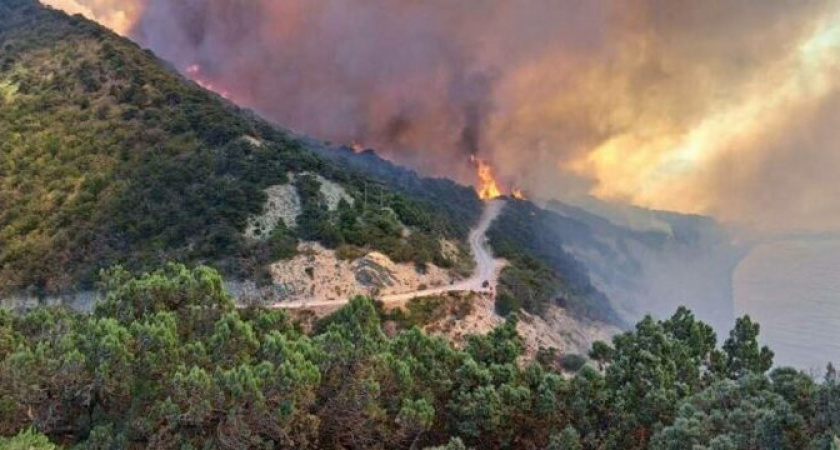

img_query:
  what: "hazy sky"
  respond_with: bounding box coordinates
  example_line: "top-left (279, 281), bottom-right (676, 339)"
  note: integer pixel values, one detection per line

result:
top-left (45, 0), bottom-right (840, 233)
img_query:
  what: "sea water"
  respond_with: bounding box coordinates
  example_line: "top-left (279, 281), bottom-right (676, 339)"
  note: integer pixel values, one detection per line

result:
top-left (734, 239), bottom-right (840, 375)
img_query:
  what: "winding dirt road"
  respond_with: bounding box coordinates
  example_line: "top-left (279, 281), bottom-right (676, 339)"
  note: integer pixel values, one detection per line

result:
top-left (380, 199), bottom-right (506, 302)
top-left (270, 199), bottom-right (507, 310)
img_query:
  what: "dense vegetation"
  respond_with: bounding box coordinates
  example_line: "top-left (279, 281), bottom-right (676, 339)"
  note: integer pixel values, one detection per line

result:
top-left (312, 148), bottom-right (624, 324)
top-left (306, 145), bottom-right (483, 240)
top-left (0, 0), bottom-right (476, 297)
top-left (0, 264), bottom-right (838, 449)
top-left (0, 0), bottom-right (627, 329)
top-left (489, 200), bottom-right (621, 323)
top-left (9, 2), bottom-right (830, 448)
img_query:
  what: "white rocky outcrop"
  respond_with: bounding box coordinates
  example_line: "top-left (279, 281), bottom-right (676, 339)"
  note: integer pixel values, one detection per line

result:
top-left (267, 243), bottom-right (453, 303)
top-left (245, 183), bottom-right (301, 240)
top-left (354, 252), bottom-right (397, 287)
top-left (241, 135), bottom-right (264, 147)
top-left (313, 174), bottom-right (354, 211)
top-left (244, 173), bottom-right (354, 241)
top-left (515, 304), bottom-right (619, 359)
top-left (414, 293), bottom-right (619, 360)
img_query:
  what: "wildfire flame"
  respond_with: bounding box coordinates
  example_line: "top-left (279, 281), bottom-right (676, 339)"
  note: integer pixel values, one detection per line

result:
top-left (185, 64), bottom-right (231, 99)
top-left (350, 141), bottom-right (364, 153)
top-left (511, 188), bottom-right (526, 200)
top-left (471, 156), bottom-right (503, 200)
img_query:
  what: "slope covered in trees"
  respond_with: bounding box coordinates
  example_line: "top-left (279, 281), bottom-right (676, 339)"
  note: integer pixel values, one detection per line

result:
top-left (488, 199), bottom-right (622, 324)
top-left (0, 0), bottom-right (638, 330)
top-left (0, 0), bottom-right (481, 297)
top-left (306, 145), bottom-right (625, 325)
top-left (0, 263), bottom-right (838, 449)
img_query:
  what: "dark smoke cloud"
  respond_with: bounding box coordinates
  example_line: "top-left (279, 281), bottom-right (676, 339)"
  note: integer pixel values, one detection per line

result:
top-left (126, 0), bottom-right (606, 182)
top-left (45, 0), bottom-right (840, 232)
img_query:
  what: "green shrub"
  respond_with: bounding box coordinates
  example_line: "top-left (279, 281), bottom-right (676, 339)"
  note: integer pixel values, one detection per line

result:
top-left (267, 223), bottom-right (298, 260)
top-left (0, 428), bottom-right (56, 450)
top-left (494, 291), bottom-right (522, 317)
top-left (336, 244), bottom-right (367, 261)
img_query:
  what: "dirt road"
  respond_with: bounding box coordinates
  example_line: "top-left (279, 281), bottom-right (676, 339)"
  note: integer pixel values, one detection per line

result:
top-left (269, 199), bottom-right (507, 310)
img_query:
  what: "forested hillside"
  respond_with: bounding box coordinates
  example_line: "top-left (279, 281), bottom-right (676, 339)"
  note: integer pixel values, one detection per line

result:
top-left (2, 2), bottom-right (837, 449)
top-left (306, 144), bottom-right (624, 324)
top-left (0, 0), bottom-right (480, 296)
top-left (0, 263), bottom-right (838, 449)
top-left (488, 200), bottom-right (621, 324)
top-left (0, 0), bottom-right (628, 329)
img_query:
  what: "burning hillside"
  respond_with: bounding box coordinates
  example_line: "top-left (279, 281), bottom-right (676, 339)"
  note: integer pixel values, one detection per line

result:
top-left (185, 64), bottom-right (230, 99)
top-left (44, 0), bottom-right (840, 232)
top-left (470, 156), bottom-right (526, 201)
top-left (471, 156), bottom-right (502, 201)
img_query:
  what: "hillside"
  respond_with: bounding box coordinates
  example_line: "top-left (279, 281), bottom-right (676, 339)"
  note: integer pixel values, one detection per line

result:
top-left (0, 0), bottom-right (634, 332)
top-left (485, 198), bottom-right (745, 329)
top-left (2, 3), bottom-right (840, 449)
top-left (545, 199), bottom-right (745, 331)
top-left (303, 142), bottom-right (623, 324)
top-left (0, 0), bottom-right (481, 297)
top-left (0, 0), bottom-right (753, 339)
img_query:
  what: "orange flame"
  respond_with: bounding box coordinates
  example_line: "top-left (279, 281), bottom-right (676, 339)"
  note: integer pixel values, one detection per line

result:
top-left (511, 188), bottom-right (526, 200)
top-left (185, 64), bottom-right (231, 99)
top-left (471, 156), bottom-right (503, 200)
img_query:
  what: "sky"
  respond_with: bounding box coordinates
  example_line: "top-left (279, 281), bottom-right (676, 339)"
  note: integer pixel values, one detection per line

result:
top-left (44, 0), bottom-right (840, 234)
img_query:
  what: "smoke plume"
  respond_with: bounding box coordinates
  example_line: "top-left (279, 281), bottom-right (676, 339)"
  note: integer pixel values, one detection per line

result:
top-left (44, 0), bottom-right (840, 233)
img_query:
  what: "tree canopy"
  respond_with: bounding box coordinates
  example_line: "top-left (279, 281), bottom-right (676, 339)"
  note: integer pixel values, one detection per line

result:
top-left (0, 265), bottom-right (836, 449)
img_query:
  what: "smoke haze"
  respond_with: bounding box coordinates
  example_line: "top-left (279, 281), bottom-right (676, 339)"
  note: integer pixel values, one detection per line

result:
top-left (44, 0), bottom-right (840, 233)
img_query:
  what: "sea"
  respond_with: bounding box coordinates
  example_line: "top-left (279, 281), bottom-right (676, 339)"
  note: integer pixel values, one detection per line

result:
top-left (734, 238), bottom-right (840, 375)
